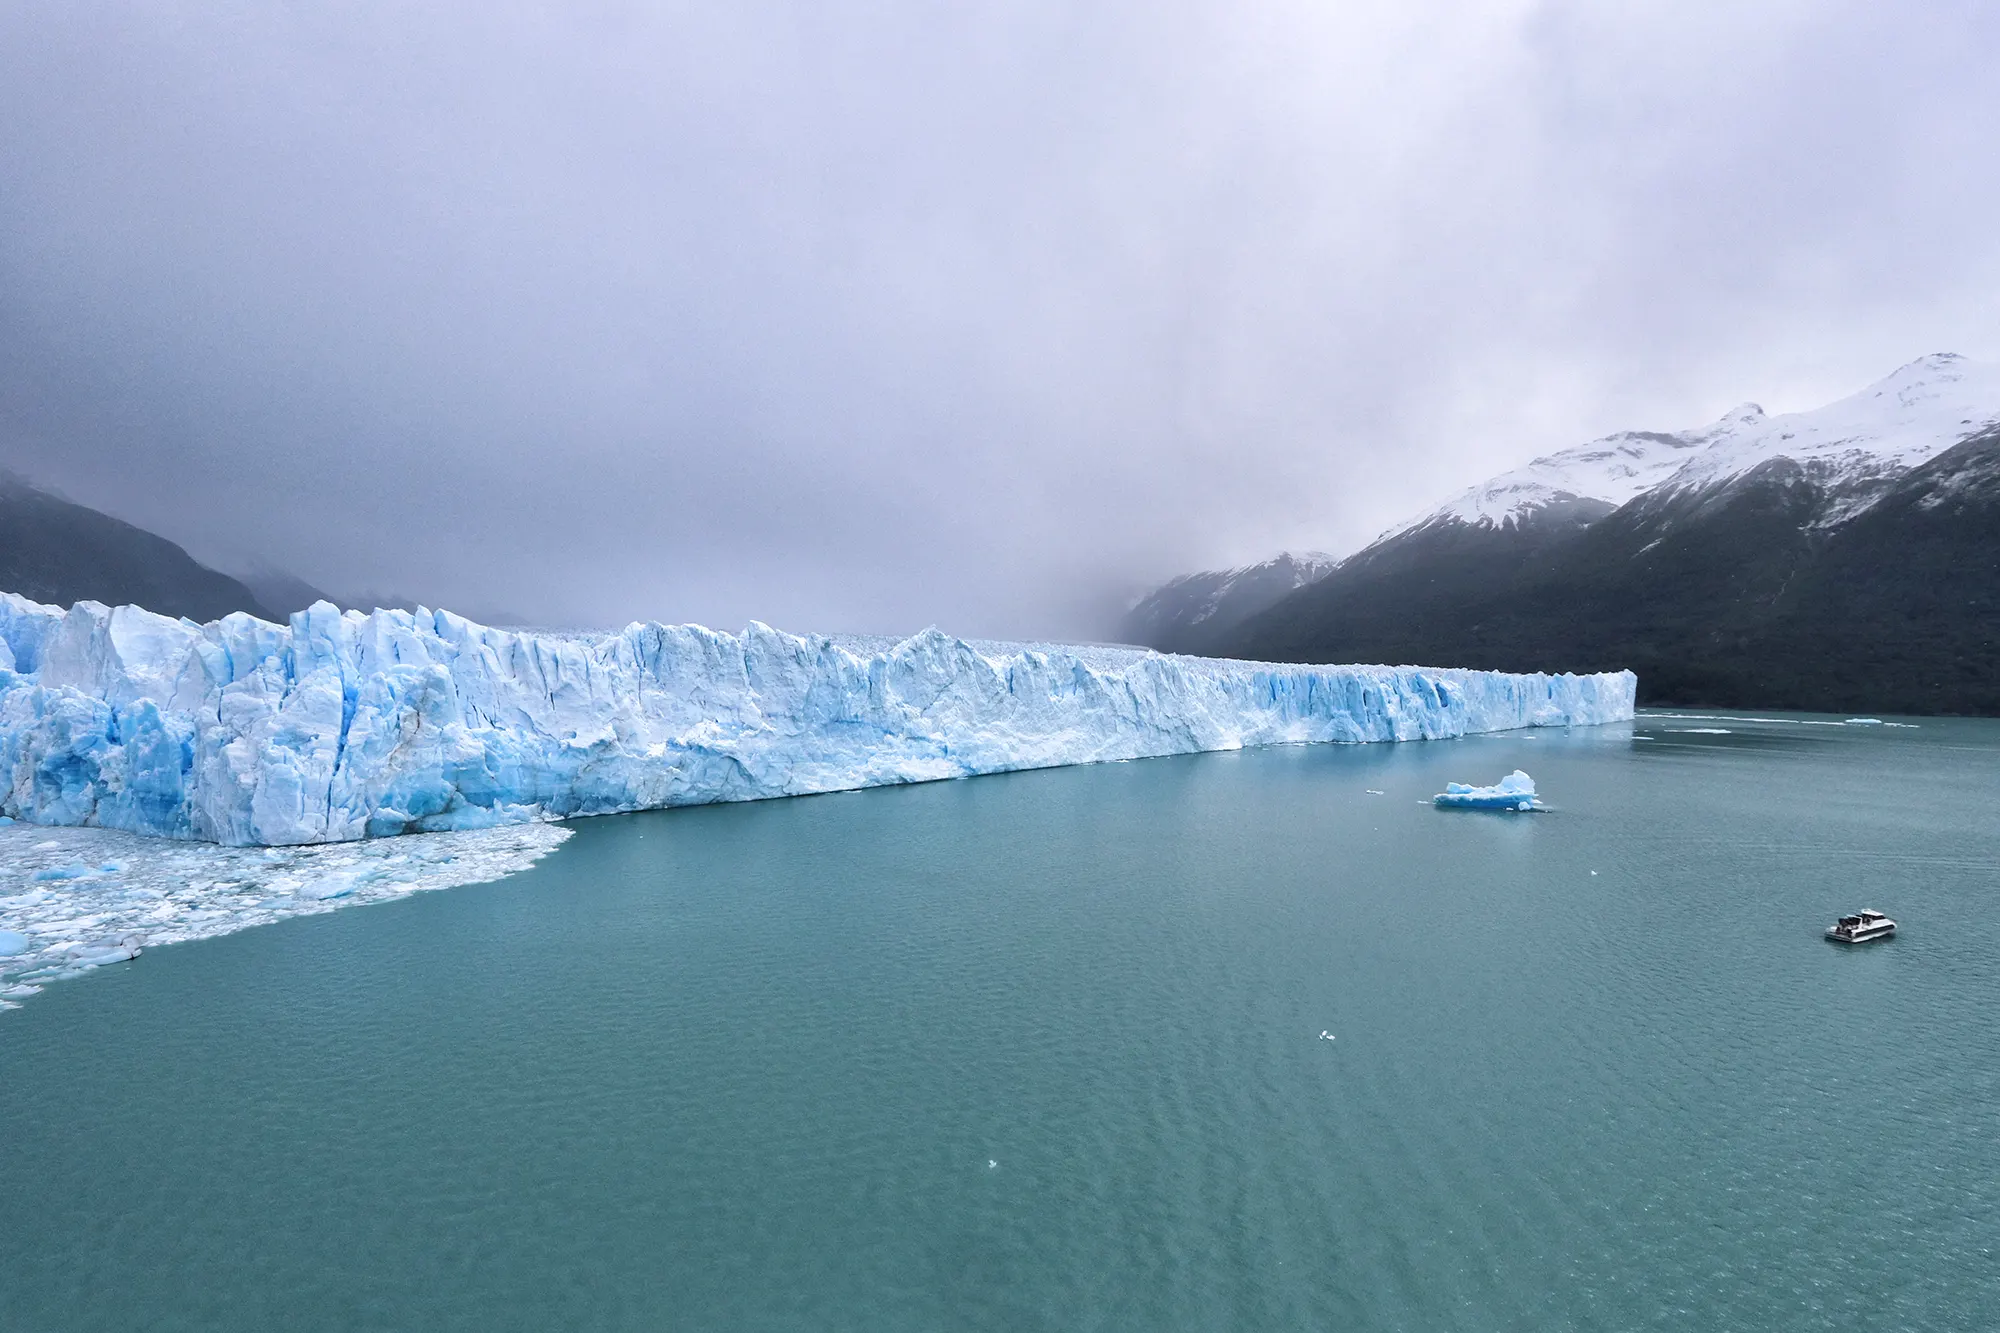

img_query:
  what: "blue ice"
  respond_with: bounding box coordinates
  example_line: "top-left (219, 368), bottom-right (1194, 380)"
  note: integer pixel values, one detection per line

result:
top-left (0, 591), bottom-right (1631, 847)
top-left (1434, 770), bottom-right (1543, 812)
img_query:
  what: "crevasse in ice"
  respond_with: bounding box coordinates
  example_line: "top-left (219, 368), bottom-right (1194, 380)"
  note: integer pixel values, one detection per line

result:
top-left (0, 592), bottom-right (1634, 847)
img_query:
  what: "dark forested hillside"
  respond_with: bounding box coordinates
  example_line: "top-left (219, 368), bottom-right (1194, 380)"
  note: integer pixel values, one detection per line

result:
top-left (0, 473), bottom-right (274, 622)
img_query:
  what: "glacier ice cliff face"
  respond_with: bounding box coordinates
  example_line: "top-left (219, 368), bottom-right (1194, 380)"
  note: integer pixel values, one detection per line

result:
top-left (0, 592), bottom-right (1635, 847)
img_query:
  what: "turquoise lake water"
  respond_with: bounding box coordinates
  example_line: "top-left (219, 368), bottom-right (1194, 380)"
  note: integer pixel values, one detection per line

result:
top-left (3, 715), bottom-right (1997, 1330)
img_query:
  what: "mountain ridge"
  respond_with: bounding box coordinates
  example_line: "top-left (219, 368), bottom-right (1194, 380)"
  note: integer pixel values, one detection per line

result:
top-left (0, 471), bottom-right (276, 624)
top-left (1130, 355), bottom-right (2000, 714)
top-left (1375, 352), bottom-right (1998, 542)
top-left (1122, 551), bottom-right (1338, 655)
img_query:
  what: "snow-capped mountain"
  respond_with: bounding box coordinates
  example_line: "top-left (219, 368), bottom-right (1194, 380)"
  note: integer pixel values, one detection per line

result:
top-left (1130, 354), bottom-right (2000, 713)
top-left (1385, 353), bottom-right (2000, 539)
top-left (1387, 423), bottom-right (1714, 535)
top-left (1656, 353), bottom-right (2000, 504)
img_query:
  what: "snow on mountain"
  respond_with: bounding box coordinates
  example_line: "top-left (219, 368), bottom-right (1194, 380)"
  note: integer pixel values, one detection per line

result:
top-left (1398, 426), bottom-right (1714, 534)
top-left (1388, 353), bottom-right (2000, 538)
top-left (0, 592), bottom-right (1634, 848)
top-left (1648, 353), bottom-right (2000, 518)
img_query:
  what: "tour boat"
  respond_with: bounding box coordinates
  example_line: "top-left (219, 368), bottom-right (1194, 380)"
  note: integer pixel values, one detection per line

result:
top-left (1825, 910), bottom-right (1896, 943)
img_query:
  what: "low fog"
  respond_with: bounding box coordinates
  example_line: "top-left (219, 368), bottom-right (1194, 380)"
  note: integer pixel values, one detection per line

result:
top-left (3, 1), bottom-right (1997, 637)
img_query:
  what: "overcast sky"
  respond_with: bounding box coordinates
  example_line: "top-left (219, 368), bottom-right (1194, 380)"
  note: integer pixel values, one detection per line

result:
top-left (3, 1), bottom-right (1997, 637)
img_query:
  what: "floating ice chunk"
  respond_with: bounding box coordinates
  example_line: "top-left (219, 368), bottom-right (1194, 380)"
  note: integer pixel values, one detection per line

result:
top-left (1845, 718), bottom-right (1884, 725)
top-left (1433, 770), bottom-right (1542, 812)
top-left (66, 936), bottom-right (142, 967)
top-left (0, 930), bottom-right (28, 955)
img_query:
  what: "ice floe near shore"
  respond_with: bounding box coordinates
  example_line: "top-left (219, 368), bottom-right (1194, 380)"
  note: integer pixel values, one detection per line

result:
top-left (0, 820), bottom-right (570, 1009)
top-left (0, 591), bottom-right (1634, 848)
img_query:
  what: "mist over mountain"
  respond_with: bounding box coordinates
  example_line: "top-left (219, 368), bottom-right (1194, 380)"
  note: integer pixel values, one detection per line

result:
top-left (0, 473), bottom-right (536, 628)
top-left (0, 472), bottom-right (274, 623)
top-left (1122, 552), bottom-right (1338, 656)
top-left (1130, 355), bottom-right (2000, 715)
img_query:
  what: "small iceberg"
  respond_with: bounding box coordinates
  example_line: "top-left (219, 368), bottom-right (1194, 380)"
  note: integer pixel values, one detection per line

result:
top-left (1845, 718), bottom-right (1884, 725)
top-left (65, 936), bottom-right (143, 968)
top-left (1433, 770), bottom-right (1543, 812)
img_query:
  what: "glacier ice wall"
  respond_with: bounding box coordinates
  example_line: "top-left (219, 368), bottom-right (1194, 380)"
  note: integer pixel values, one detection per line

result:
top-left (0, 592), bottom-right (1636, 847)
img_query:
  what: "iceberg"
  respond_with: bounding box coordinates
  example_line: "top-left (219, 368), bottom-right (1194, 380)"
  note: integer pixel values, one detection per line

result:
top-left (1433, 770), bottom-right (1543, 811)
top-left (0, 592), bottom-right (1634, 848)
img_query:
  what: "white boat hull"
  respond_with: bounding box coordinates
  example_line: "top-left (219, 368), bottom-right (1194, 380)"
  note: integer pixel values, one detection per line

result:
top-left (1825, 925), bottom-right (1895, 943)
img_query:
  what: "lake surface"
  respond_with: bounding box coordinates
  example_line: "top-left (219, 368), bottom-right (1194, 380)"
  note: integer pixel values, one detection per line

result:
top-left (3, 715), bottom-right (1997, 1331)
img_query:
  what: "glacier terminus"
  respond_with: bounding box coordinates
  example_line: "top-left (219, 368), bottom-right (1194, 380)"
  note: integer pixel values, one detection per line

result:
top-left (0, 592), bottom-right (1635, 848)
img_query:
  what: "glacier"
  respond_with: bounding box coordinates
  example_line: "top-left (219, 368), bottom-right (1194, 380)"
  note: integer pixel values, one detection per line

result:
top-left (0, 591), bottom-right (1635, 848)
top-left (0, 590), bottom-right (1633, 1008)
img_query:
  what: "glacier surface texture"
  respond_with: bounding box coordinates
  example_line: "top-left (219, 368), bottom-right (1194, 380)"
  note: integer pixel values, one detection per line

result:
top-left (0, 592), bottom-right (1635, 848)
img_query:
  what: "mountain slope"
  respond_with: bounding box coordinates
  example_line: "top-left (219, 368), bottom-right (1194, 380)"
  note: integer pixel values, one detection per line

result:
top-left (1369, 352), bottom-right (2000, 543)
top-left (0, 473), bottom-right (275, 623)
top-left (1120, 551), bottom-right (1337, 654)
top-left (1224, 428), bottom-right (2000, 713)
top-left (1135, 354), bottom-right (2000, 714)
top-left (234, 563), bottom-right (335, 620)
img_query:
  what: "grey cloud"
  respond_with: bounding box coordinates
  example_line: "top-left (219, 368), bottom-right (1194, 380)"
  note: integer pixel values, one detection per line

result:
top-left (2, 1), bottom-right (1996, 637)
